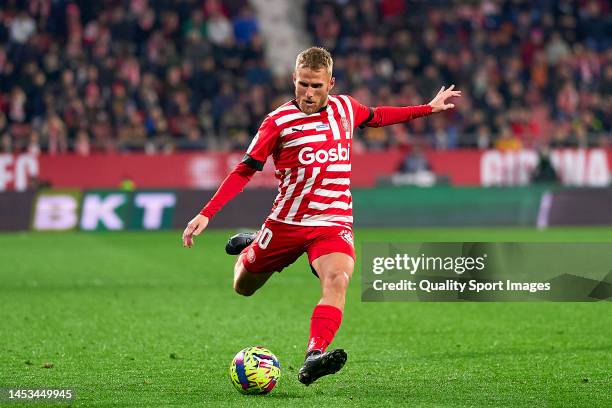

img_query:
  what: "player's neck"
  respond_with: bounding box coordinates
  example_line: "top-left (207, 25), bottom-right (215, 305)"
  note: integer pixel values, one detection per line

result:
top-left (292, 100), bottom-right (328, 114)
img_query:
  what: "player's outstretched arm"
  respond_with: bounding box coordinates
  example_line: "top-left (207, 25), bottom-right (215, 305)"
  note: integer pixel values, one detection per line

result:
top-left (428, 84), bottom-right (462, 113)
top-left (182, 214), bottom-right (209, 248)
top-left (356, 85), bottom-right (461, 128)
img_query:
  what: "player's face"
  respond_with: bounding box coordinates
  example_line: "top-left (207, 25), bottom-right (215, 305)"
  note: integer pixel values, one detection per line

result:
top-left (293, 67), bottom-right (335, 115)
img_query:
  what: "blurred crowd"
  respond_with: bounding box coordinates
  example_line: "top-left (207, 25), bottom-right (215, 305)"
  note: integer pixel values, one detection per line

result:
top-left (0, 0), bottom-right (278, 155)
top-left (0, 0), bottom-right (610, 155)
top-left (307, 0), bottom-right (611, 151)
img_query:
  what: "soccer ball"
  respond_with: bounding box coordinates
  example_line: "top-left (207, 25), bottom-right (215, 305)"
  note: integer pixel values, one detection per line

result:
top-left (229, 346), bottom-right (281, 395)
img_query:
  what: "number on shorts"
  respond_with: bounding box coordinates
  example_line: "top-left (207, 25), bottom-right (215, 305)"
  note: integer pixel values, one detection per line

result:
top-left (258, 227), bottom-right (273, 249)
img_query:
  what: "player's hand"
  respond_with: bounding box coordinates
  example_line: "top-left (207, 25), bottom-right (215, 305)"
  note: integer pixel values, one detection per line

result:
top-left (182, 214), bottom-right (209, 248)
top-left (428, 85), bottom-right (462, 113)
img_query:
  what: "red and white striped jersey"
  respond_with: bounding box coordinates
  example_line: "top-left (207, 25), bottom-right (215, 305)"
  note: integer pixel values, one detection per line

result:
top-left (245, 95), bottom-right (372, 227)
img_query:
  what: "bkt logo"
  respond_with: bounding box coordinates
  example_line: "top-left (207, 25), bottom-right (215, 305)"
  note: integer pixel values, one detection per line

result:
top-left (298, 143), bottom-right (350, 165)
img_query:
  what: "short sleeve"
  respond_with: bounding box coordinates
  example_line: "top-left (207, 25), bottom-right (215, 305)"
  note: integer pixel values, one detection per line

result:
top-left (243, 116), bottom-right (280, 171)
top-left (346, 95), bottom-right (374, 128)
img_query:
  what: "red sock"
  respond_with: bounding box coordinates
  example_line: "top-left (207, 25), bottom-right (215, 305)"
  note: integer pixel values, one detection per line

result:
top-left (306, 304), bottom-right (343, 354)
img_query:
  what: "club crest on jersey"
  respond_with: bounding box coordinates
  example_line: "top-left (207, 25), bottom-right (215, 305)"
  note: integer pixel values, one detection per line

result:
top-left (247, 247), bottom-right (256, 263)
top-left (339, 229), bottom-right (354, 246)
top-left (341, 117), bottom-right (350, 132)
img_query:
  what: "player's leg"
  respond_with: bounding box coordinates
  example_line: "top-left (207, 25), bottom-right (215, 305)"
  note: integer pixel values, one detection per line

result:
top-left (230, 220), bottom-right (304, 297)
top-left (299, 228), bottom-right (355, 385)
top-left (312, 252), bottom-right (354, 311)
top-left (224, 231), bottom-right (266, 295)
top-left (232, 253), bottom-right (273, 296)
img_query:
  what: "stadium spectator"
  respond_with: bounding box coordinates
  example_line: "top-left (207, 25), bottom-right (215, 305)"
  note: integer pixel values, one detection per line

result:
top-left (9, 9), bottom-right (36, 45)
top-left (1, 132), bottom-right (11, 153)
top-left (40, 113), bottom-right (68, 155)
top-left (74, 129), bottom-right (90, 156)
top-left (398, 145), bottom-right (431, 174)
top-left (27, 129), bottom-right (41, 155)
top-left (232, 5), bottom-right (258, 45)
top-left (531, 146), bottom-right (559, 184)
top-left (0, 112), bottom-right (7, 137)
top-left (495, 126), bottom-right (523, 151)
top-left (393, 144), bottom-right (436, 186)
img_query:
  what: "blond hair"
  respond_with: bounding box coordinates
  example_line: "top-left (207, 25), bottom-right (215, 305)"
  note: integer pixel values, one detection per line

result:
top-left (295, 47), bottom-right (333, 76)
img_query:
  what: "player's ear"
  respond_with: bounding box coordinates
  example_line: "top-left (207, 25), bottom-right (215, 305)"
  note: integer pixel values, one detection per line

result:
top-left (292, 71), bottom-right (296, 84)
top-left (329, 76), bottom-right (335, 90)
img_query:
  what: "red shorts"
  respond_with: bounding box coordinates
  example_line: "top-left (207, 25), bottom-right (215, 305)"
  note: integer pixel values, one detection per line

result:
top-left (241, 219), bottom-right (355, 274)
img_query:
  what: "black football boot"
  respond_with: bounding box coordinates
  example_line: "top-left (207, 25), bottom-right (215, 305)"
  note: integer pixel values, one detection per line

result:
top-left (297, 349), bottom-right (347, 386)
top-left (225, 232), bottom-right (257, 255)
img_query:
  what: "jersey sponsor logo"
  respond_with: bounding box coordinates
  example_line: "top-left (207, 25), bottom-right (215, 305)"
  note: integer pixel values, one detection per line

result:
top-left (298, 143), bottom-right (350, 165)
top-left (341, 117), bottom-right (350, 132)
top-left (316, 123), bottom-right (330, 131)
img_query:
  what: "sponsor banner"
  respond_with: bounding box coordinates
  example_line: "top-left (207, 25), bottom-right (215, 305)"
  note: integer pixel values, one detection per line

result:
top-left (0, 191), bottom-right (36, 231)
top-left (545, 188), bottom-right (612, 226)
top-left (128, 191), bottom-right (176, 230)
top-left (173, 189), bottom-right (276, 229)
top-left (30, 190), bottom-right (178, 231)
top-left (32, 189), bottom-right (82, 231)
top-left (27, 188), bottom-right (274, 232)
top-left (80, 190), bottom-right (131, 231)
top-left (352, 186), bottom-right (547, 227)
top-left (0, 153), bottom-right (39, 192)
top-left (2, 187), bottom-right (612, 232)
top-left (80, 190), bottom-right (178, 231)
top-left (1, 149), bottom-right (610, 191)
top-left (479, 148), bottom-right (610, 187)
top-left (362, 243), bottom-right (612, 302)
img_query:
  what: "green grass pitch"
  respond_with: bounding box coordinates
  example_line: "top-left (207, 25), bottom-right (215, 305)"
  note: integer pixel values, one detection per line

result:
top-left (0, 228), bottom-right (610, 407)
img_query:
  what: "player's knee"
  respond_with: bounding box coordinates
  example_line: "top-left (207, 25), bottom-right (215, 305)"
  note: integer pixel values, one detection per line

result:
top-left (323, 269), bottom-right (350, 292)
top-left (233, 281), bottom-right (256, 297)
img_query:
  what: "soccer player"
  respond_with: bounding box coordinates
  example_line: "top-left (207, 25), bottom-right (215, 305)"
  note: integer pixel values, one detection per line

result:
top-left (182, 47), bottom-right (460, 385)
